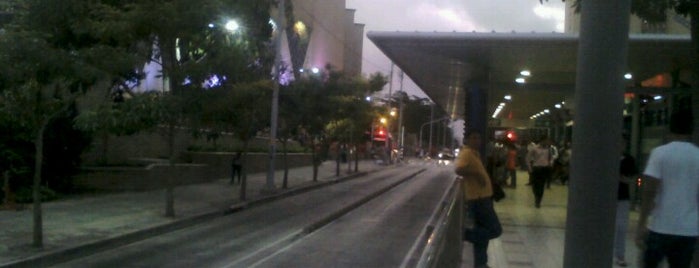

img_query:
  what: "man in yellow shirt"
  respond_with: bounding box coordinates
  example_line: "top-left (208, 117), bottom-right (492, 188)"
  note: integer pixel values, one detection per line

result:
top-left (455, 131), bottom-right (502, 268)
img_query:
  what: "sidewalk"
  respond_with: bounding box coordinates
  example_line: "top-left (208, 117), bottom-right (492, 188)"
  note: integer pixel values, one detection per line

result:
top-left (0, 160), bottom-right (385, 267)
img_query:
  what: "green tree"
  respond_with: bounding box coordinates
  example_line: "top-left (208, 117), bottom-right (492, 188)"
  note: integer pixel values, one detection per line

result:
top-left (283, 70), bottom-right (341, 181)
top-left (95, 0), bottom-right (275, 216)
top-left (281, 69), bottom-right (386, 180)
top-left (0, 20), bottom-right (104, 248)
top-left (323, 73), bottom-right (382, 174)
top-left (202, 81), bottom-right (272, 200)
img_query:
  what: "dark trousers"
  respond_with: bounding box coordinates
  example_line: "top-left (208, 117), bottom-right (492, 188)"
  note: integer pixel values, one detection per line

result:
top-left (530, 166), bottom-right (551, 206)
top-left (464, 197), bottom-right (502, 267)
top-left (643, 231), bottom-right (696, 268)
top-left (230, 165), bottom-right (241, 184)
top-left (507, 168), bottom-right (517, 187)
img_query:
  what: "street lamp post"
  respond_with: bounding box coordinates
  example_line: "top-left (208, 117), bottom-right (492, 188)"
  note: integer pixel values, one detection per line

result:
top-left (419, 116), bottom-right (450, 149)
top-left (397, 71), bottom-right (404, 161)
top-left (265, 0), bottom-right (285, 193)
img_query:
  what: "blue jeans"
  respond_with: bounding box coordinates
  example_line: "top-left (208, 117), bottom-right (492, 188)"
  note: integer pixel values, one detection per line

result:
top-left (643, 231), bottom-right (696, 268)
top-left (464, 197), bottom-right (502, 267)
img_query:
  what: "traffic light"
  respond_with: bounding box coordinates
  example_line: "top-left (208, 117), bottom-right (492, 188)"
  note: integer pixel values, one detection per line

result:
top-left (506, 130), bottom-right (517, 142)
top-left (374, 127), bottom-right (387, 141)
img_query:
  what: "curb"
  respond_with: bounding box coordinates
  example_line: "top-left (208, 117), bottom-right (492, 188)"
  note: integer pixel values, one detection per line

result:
top-left (0, 167), bottom-right (385, 268)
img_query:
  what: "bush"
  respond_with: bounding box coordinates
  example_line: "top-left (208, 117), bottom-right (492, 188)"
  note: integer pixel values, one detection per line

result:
top-left (15, 186), bottom-right (60, 203)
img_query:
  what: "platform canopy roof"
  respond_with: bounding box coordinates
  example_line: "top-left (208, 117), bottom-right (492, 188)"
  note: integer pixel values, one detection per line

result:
top-left (367, 31), bottom-right (693, 125)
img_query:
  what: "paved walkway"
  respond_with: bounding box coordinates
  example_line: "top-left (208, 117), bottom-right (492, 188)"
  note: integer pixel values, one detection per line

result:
top-left (462, 169), bottom-right (643, 268)
top-left (0, 160), bottom-right (385, 267)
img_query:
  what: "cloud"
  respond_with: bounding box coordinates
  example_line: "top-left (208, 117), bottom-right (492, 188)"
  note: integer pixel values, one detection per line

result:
top-left (533, 5), bottom-right (566, 32)
top-left (406, 3), bottom-right (482, 31)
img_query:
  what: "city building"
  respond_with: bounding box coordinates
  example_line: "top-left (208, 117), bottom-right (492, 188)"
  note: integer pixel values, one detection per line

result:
top-left (135, 0), bottom-right (364, 92)
top-left (287, 0), bottom-right (364, 77)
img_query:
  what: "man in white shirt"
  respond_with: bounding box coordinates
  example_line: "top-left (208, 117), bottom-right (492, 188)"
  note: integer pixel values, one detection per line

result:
top-left (637, 111), bottom-right (699, 268)
top-left (526, 137), bottom-right (554, 208)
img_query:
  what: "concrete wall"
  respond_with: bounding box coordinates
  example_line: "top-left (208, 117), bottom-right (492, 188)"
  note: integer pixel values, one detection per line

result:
top-left (186, 152), bottom-right (313, 180)
top-left (75, 153), bottom-right (314, 191)
top-left (80, 128), bottom-right (287, 166)
top-left (74, 163), bottom-right (211, 191)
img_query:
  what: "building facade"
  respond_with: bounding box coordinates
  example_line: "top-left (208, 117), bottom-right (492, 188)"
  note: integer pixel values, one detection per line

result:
top-left (285, 0), bottom-right (364, 77)
top-left (135, 0), bottom-right (364, 92)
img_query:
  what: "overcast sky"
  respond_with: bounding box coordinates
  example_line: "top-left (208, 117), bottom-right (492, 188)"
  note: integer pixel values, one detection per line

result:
top-left (346, 0), bottom-right (567, 99)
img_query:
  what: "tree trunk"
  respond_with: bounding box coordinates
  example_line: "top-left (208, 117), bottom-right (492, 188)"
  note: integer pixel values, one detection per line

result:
top-left (282, 140), bottom-right (289, 189)
top-left (99, 130), bottom-right (109, 165)
top-left (165, 124), bottom-right (175, 217)
top-left (311, 140), bottom-right (319, 182)
top-left (239, 140), bottom-right (249, 201)
top-left (32, 123), bottom-right (47, 248)
top-left (2, 170), bottom-right (14, 209)
top-left (354, 145), bottom-right (359, 172)
top-left (335, 147), bottom-right (340, 177)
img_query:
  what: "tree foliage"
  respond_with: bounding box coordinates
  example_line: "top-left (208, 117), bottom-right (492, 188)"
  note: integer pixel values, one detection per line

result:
top-left (543, 0), bottom-right (697, 24)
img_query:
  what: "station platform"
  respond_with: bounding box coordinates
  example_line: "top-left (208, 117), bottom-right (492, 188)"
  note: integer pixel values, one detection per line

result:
top-left (461, 170), bottom-right (642, 267)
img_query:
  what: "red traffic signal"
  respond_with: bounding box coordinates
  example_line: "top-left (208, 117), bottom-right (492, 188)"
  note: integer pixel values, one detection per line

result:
top-left (506, 131), bottom-right (517, 141)
top-left (374, 127), bottom-right (387, 141)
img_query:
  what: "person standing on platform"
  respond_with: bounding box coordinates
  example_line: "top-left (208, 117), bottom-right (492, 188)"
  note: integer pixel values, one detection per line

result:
top-left (505, 142), bottom-right (518, 188)
top-left (525, 140), bottom-right (537, 185)
top-left (455, 131), bottom-right (502, 268)
top-left (527, 136), bottom-right (554, 208)
top-left (636, 111), bottom-right (699, 268)
top-left (230, 151), bottom-right (242, 184)
top-left (614, 138), bottom-right (638, 267)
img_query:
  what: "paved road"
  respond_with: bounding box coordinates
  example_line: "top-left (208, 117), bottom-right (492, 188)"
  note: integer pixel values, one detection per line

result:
top-left (53, 164), bottom-right (455, 267)
top-left (248, 167), bottom-right (455, 268)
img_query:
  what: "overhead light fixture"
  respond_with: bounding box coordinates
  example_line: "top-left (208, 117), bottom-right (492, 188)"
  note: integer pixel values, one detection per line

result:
top-left (504, 95), bottom-right (512, 101)
top-left (624, 73), bottom-right (633, 80)
top-left (515, 77), bottom-right (526, 84)
top-left (492, 102), bottom-right (506, 118)
top-left (654, 95), bottom-right (663, 100)
top-left (520, 70), bottom-right (531, 76)
top-left (555, 104), bottom-right (562, 109)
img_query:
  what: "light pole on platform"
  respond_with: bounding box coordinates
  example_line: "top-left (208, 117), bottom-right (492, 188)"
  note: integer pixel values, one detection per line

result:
top-left (265, 0), bottom-right (285, 193)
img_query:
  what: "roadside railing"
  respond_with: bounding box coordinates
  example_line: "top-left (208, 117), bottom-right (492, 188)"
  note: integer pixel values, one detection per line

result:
top-left (402, 176), bottom-right (463, 268)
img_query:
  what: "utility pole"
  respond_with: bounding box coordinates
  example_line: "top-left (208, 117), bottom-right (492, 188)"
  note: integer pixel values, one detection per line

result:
top-left (386, 63), bottom-right (394, 164)
top-left (428, 103), bottom-right (434, 156)
top-left (265, 0), bottom-right (285, 193)
top-left (397, 70), bottom-right (404, 161)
